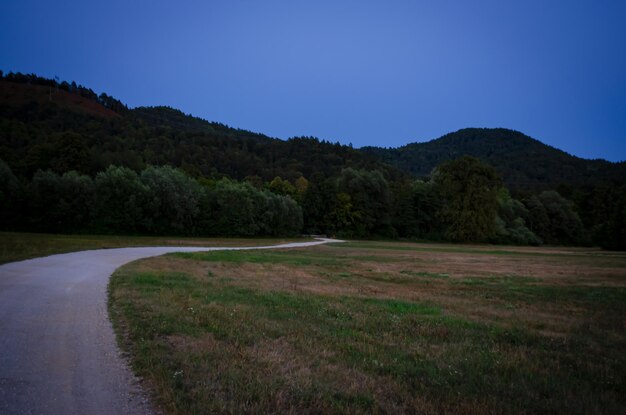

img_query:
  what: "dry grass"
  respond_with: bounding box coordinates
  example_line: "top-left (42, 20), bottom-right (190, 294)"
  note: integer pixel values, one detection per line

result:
top-left (109, 240), bottom-right (626, 414)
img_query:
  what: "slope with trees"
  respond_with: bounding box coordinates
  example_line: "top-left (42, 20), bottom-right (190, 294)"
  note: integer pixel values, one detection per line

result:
top-left (361, 128), bottom-right (626, 190)
top-left (1, 72), bottom-right (622, 248)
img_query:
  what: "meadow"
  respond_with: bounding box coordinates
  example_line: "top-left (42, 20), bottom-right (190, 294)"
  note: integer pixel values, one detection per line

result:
top-left (109, 240), bottom-right (626, 414)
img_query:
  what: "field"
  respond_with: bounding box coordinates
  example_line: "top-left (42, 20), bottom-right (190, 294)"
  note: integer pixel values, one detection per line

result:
top-left (0, 232), bottom-right (311, 264)
top-left (109, 240), bottom-right (626, 414)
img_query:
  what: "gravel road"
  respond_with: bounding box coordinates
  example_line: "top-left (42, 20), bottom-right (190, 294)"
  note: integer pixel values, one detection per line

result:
top-left (0, 238), bottom-right (341, 415)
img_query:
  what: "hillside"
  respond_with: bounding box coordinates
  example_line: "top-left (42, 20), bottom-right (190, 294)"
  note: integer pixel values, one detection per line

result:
top-left (361, 128), bottom-right (626, 189)
top-left (2, 74), bottom-right (623, 190)
top-left (0, 80), bottom-right (120, 120)
top-left (0, 77), bottom-right (397, 181)
top-left (1, 73), bottom-right (624, 248)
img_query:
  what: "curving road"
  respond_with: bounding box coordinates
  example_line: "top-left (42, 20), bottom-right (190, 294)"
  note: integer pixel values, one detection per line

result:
top-left (0, 238), bottom-right (341, 415)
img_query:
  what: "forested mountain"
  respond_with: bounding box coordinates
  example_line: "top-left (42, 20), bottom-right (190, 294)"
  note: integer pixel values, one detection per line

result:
top-left (1, 73), bottom-right (624, 249)
top-left (362, 128), bottom-right (626, 189)
top-left (0, 76), bottom-right (398, 182)
top-left (2, 74), bottom-right (623, 189)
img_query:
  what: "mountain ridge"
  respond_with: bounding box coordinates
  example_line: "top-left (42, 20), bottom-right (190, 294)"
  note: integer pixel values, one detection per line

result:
top-left (1, 73), bottom-right (623, 190)
top-left (361, 128), bottom-right (625, 189)
top-left (1, 73), bottom-right (624, 248)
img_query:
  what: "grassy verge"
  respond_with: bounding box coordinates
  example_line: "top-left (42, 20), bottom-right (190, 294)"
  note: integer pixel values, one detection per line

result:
top-left (0, 231), bottom-right (310, 264)
top-left (109, 242), bottom-right (626, 414)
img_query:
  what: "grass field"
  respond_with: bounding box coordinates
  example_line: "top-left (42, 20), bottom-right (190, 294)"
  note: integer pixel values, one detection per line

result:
top-left (0, 232), bottom-right (311, 264)
top-left (109, 240), bottom-right (626, 414)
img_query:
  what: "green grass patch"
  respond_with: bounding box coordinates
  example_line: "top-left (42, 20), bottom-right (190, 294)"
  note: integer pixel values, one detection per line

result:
top-left (169, 249), bottom-right (343, 266)
top-left (400, 270), bottom-right (450, 279)
top-left (362, 298), bottom-right (441, 315)
top-left (453, 275), bottom-right (626, 309)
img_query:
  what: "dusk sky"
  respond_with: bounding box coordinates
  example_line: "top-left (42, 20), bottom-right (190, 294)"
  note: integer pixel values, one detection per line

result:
top-left (1, 0), bottom-right (625, 161)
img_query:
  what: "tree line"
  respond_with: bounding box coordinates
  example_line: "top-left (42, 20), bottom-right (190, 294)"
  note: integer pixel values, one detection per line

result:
top-left (3, 156), bottom-right (623, 249)
top-left (0, 161), bottom-right (302, 236)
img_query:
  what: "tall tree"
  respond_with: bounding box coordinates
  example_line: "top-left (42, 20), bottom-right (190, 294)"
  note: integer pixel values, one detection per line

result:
top-left (593, 185), bottom-right (626, 250)
top-left (493, 189), bottom-right (541, 245)
top-left (28, 170), bottom-right (94, 232)
top-left (0, 159), bottom-right (22, 229)
top-left (93, 166), bottom-right (150, 233)
top-left (336, 168), bottom-right (392, 236)
top-left (434, 156), bottom-right (501, 242)
top-left (140, 166), bottom-right (201, 234)
top-left (535, 190), bottom-right (584, 245)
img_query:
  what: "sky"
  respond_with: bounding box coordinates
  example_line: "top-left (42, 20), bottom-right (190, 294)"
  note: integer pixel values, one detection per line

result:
top-left (1, 0), bottom-right (625, 161)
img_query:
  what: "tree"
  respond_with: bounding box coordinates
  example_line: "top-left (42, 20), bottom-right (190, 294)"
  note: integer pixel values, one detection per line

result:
top-left (140, 166), bottom-right (201, 234)
top-left (327, 192), bottom-right (359, 233)
top-left (258, 191), bottom-right (303, 236)
top-left (93, 166), bottom-right (150, 233)
top-left (50, 132), bottom-right (91, 174)
top-left (390, 180), bottom-right (417, 237)
top-left (200, 179), bottom-right (302, 236)
top-left (434, 156), bottom-right (501, 242)
top-left (410, 180), bottom-right (442, 239)
top-left (294, 176), bottom-right (309, 203)
top-left (0, 159), bottom-right (22, 229)
top-left (301, 173), bottom-right (336, 235)
top-left (28, 170), bottom-right (94, 232)
top-left (244, 175), bottom-right (263, 189)
top-left (391, 179), bottom-right (441, 239)
top-left (592, 185), bottom-right (626, 250)
top-left (335, 168), bottom-right (392, 236)
top-left (205, 179), bottom-right (261, 236)
top-left (536, 190), bottom-right (584, 245)
top-left (493, 189), bottom-right (541, 245)
top-left (576, 184), bottom-right (626, 250)
top-left (267, 176), bottom-right (296, 198)
top-left (523, 195), bottom-right (550, 235)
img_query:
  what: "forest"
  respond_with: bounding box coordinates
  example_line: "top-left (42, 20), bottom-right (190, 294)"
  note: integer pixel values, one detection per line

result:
top-left (1, 73), bottom-right (624, 249)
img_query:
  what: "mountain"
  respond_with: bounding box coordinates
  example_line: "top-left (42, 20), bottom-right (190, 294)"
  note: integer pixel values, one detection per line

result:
top-left (361, 128), bottom-right (625, 189)
top-left (1, 73), bottom-right (623, 190)
top-left (1, 73), bottom-right (624, 247)
top-left (0, 76), bottom-right (398, 181)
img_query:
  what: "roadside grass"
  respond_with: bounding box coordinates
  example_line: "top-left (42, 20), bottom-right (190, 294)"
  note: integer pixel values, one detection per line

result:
top-left (0, 231), bottom-right (311, 264)
top-left (109, 242), bottom-right (626, 414)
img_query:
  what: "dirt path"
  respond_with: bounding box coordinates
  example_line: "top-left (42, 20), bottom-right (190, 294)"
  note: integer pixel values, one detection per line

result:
top-left (0, 238), bottom-right (341, 415)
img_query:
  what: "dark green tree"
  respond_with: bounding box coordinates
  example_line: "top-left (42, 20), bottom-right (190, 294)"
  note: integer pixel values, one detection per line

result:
top-left (301, 174), bottom-right (336, 235)
top-left (140, 166), bottom-right (201, 234)
top-left (592, 185), bottom-right (626, 250)
top-left (0, 159), bottom-right (23, 229)
top-left (199, 179), bottom-right (301, 236)
top-left (28, 170), bottom-right (94, 232)
top-left (410, 180), bottom-right (442, 239)
top-left (50, 132), bottom-right (91, 174)
top-left (336, 168), bottom-right (392, 236)
top-left (93, 166), bottom-right (150, 233)
top-left (535, 190), bottom-right (584, 245)
top-left (493, 189), bottom-right (541, 245)
top-left (267, 176), bottom-right (296, 197)
top-left (434, 156), bottom-right (501, 242)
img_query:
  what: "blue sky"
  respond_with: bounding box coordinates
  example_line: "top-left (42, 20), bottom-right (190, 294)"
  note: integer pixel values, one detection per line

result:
top-left (1, 0), bottom-right (625, 161)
